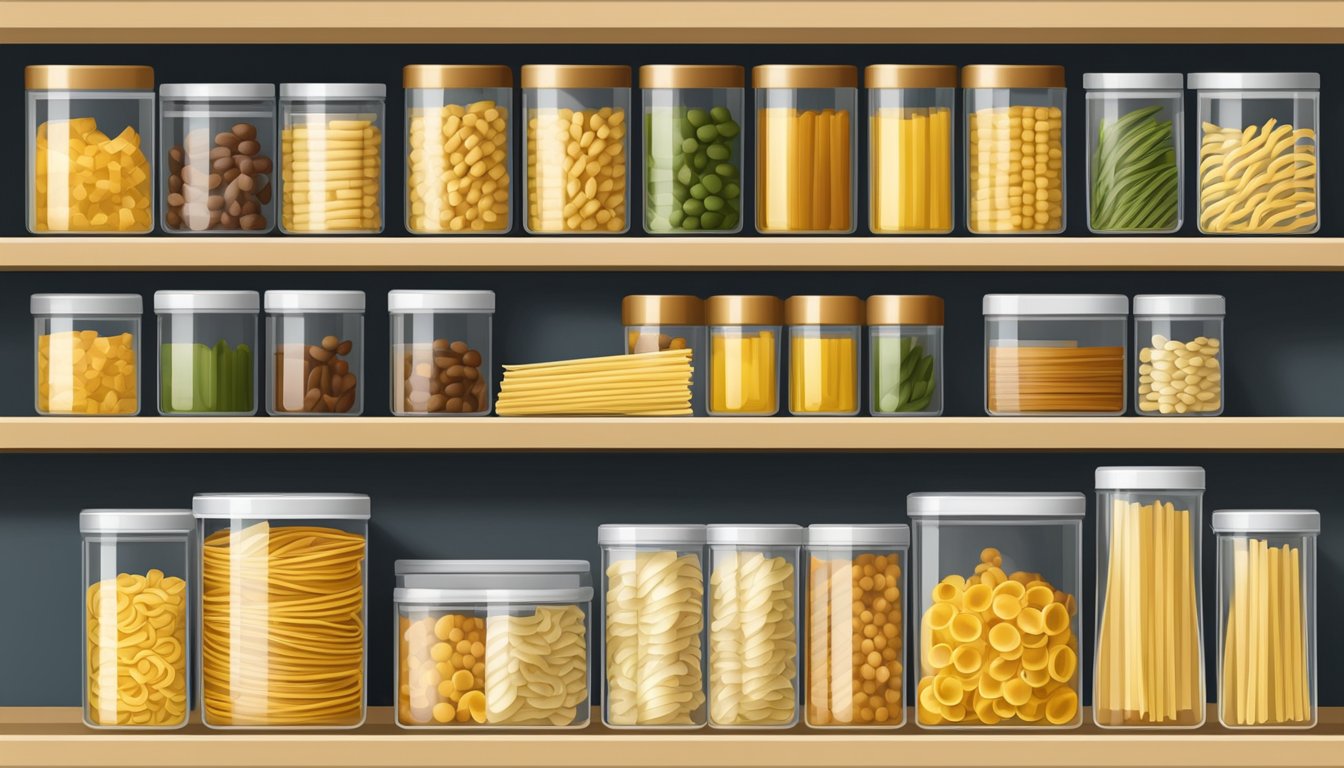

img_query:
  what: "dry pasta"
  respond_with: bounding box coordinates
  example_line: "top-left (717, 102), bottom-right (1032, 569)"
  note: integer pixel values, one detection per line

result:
top-left (484, 604), bottom-right (588, 726)
top-left (399, 613), bottom-right (487, 725)
top-left (807, 553), bottom-right (903, 726)
top-left (709, 551), bottom-right (798, 725)
top-left (1199, 119), bottom-right (1317, 233)
top-left (497, 348), bottom-right (693, 416)
top-left (86, 569), bottom-right (188, 727)
top-left (988, 344), bottom-right (1125, 413)
top-left (757, 108), bottom-right (852, 232)
top-left (1223, 538), bottom-right (1310, 726)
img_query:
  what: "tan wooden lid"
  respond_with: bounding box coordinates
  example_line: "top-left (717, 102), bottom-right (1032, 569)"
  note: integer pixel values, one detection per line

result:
top-left (867, 295), bottom-right (945, 325)
top-left (26, 65), bottom-right (153, 91)
top-left (521, 64), bottom-right (631, 89)
top-left (640, 65), bottom-right (744, 89)
top-left (865, 65), bottom-right (958, 89)
top-left (622, 295), bottom-right (706, 325)
top-left (752, 64), bottom-right (857, 89)
top-left (961, 65), bottom-right (1065, 89)
top-left (403, 65), bottom-right (513, 89)
top-left (785, 295), bottom-right (865, 326)
top-left (707, 295), bottom-right (784, 326)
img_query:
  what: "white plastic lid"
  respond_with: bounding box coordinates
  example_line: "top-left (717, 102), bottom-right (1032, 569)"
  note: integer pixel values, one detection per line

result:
top-left (281, 83), bottom-right (386, 100)
top-left (394, 586), bottom-right (594, 605)
top-left (1096, 466), bottom-right (1206, 491)
top-left (31, 293), bottom-right (142, 316)
top-left (908, 492), bottom-right (1086, 518)
top-left (1212, 509), bottom-right (1320, 535)
top-left (983, 294), bottom-right (1129, 316)
top-left (264, 290), bottom-right (365, 313)
top-left (387, 290), bottom-right (496, 313)
top-left (1083, 73), bottom-right (1183, 90)
top-left (154, 290), bottom-right (259, 313)
top-left (193, 493), bottom-right (370, 520)
top-left (1133, 294), bottom-right (1226, 317)
top-left (707, 524), bottom-right (803, 546)
top-left (1188, 72), bottom-right (1319, 91)
top-left (598, 524), bottom-right (706, 547)
top-left (161, 83), bottom-right (274, 100)
top-left (80, 509), bottom-right (195, 534)
top-left (807, 524), bottom-right (910, 548)
top-left (395, 559), bottom-right (589, 575)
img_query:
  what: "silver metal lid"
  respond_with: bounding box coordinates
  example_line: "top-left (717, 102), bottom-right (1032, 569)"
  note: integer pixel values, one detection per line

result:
top-left (154, 290), bottom-right (259, 313)
top-left (264, 290), bottom-right (365, 313)
top-left (394, 586), bottom-right (594, 605)
top-left (161, 83), bottom-right (275, 100)
top-left (31, 293), bottom-right (142, 316)
top-left (1096, 466), bottom-right (1206, 491)
top-left (395, 559), bottom-right (589, 575)
top-left (908, 492), bottom-right (1086, 518)
top-left (387, 290), bottom-right (496, 313)
top-left (807, 524), bottom-right (910, 548)
top-left (1083, 73), bottom-right (1183, 91)
top-left (1188, 72), bottom-right (1320, 91)
top-left (193, 493), bottom-right (370, 520)
top-left (80, 509), bottom-right (195, 534)
top-left (1133, 294), bottom-right (1226, 317)
top-left (1212, 509), bottom-right (1320, 535)
top-left (280, 83), bottom-right (386, 100)
top-left (983, 294), bottom-right (1129, 316)
top-left (598, 524), bottom-right (707, 547)
top-left (707, 523), bottom-right (803, 546)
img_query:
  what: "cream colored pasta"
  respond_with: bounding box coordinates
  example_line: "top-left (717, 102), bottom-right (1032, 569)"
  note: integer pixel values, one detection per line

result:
top-left (709, 551), bottom-right (798, 725)
top-left (1199, 119), bottom-right (1317, 233)
top-left (484, 604), bottom-right (588, 726)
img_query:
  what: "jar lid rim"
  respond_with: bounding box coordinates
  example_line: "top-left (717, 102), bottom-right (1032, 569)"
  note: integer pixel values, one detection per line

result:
top-left (1133, 294), bottom-right (1226, 316)
top-left (707, 523), bottom-right (803, 545)
top-left (264, 290), bottom-right (366, 313)
top-left (599, 524), bottom-right (706, 546)
top-left (387, 290), bottom-right (495, 313)
top-left (80, 509), bottom-right (195, 534)
top-left (1211, 509), bottom-right (1320, 534)
top-left (807, 524), bottom-right (910, 547)
top-left (983, 293), bottom-right (1129, 316)
top-left (161, 83), bottom-right (274, 99)
top-left (280, 82), bottom-right (386, 100)
top-left (1096, 466), bottom-right (1206, 490)
top-left (908, 492), bottom-right (1086, 518)
top-left (31, 293), bottom-right (142, 316)
top-left (193, 493), bottom-right (371, 520)
top-left (155, 290), bottom-right (260, 312)
top-left (395, 586), bottom-right (594, 604)
top-left (395, 559), bottom-right (590, 574)
top-left (1188, 72), bottom-right (1320, 90)
top-left (1083, 72), bottom-right (1183, 90)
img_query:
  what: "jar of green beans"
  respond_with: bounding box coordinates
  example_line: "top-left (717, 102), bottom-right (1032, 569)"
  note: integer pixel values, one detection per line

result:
top-left (155, 291), bottom-right (258, 415)
top-left (1085, 73), bottom-right (1184, 234)
top-left (867, 295), bottom-right (943, 416)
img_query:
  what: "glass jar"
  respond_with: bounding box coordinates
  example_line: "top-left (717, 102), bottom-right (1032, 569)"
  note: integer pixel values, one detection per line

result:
top-left (866, 65), bottom-right (956, 234)
top-left (26, 65), bottom-right (154, 234)
top-left (404, 65), bottom-right (513, 235)
top-left (706, 524), bottom-right (802, 729)
top-left (32, 293), bottom-right (142, 416)
top-left (1212, 509), bottom-right (1319, 729)
top-left (805, 524), bottom-right (909, 728)
top-left (1134, 295), bottom-right (1225, 416)
top-left (599, 524), bottom-right (707, 728)
top-left (640, 65), bottom-right (744, 234)
top-left (623, 295), bottom-right (706, 415)
top-left (754, 65), bottom-right (858, 233)
top-left (395, 559), bottom-right (592, 590)
top-left (1189, 73), bottom-right (1319, 235)
top-left (786, 295), bottom-right (863, 416)
top-left (155, 290), bottom-right (258, 416)
top-left (81, 508), bottom-right (194, 729)
top-left (706, 295), bottom-right (784, 416)
top-left (868, 295), bottom-right (944, 416)
top-left (389, 290), bottom-right (494, 416)
top-left (983, 294), bottom-right (1129, 416)
top-left (159, 83), bottom-right (276, 233)
top-left (1094, 466), bottom-right (1206, 728)
top-left (909, 492), bottom-right (1084, 730)
top-left (279, 83), bottom-right (386, 234)
top-left (964, 65), bottom-right (1066, 234)
top-left (264, 290), bottom-right (364, 416)
top-left (193, 492), bottom-right (370, 729)
top-left (1084, 73), bottom-right (1183, 234)
top-left (522, 65), bottom-right (631, 234)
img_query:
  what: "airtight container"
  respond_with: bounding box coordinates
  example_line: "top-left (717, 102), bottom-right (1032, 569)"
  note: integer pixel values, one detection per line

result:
top-left (964, 65), bottom-right (1066, 234)
top-left (984, 294), bottom-right (1129, 416)
top-left (1084, 73), bottom-right (1183, 234)
top-left (155, 290), bottom-right (258, 416)
top-left (1094, 467), bottom-right (1206, 728)
top-left (265, 290), bottom-right (364, 416)
top-left (389, 290), bottom-right (494, 416)
top-left (622, 295), bottom-right (706, 415)
top-left (279, 83), bottom-right (386, 234)
top-left (81, 508), bottom-right (194, 729)
top-left (866, 65), bottom-right (957, 234)
top-left (805, 524), bottom-right (909, 728)
top-left (193, 492), bottom-right (370, 729)
top-left (909, 492), bottom-right (1084, 729)
top-left (26, 65), bottom-right (155, 234)
top-left (1135, 294), bottom-right (1225, 416)
top-left (33, 293), bottom-right (142, 416)
top-left (1213, 509), bottom-right (1319, 729)
top-left (395, 559), bottom-right (592, 590)
top-left (1189, 73), bottom-right (1319, 235)
top-left (599, 524), bottom-right (708, 728)
top-left (786, 295), bottom-right (863, 416)
top-left (707, 295), bottom-right (784, 416)
top-left (868, 295), bottom-right (944, 416)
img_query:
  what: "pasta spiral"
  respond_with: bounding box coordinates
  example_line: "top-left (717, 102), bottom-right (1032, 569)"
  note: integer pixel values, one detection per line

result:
top-left (86, 569), bottom-right (188, 727)
top-left (709, 551), bottom-right (798, 726)
top-left (484, 604), bottom-right (588, 726)
top-left (1199, 119), bottom-right (1317, 233)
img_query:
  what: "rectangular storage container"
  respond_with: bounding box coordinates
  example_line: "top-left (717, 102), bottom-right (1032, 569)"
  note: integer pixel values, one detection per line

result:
top-left (786, 295), bottom-right (863, 416)
top-left (867, 65), bottom-right (956, 234)
top-left (868, 295), bottom-right (944, 416)
top-left (265, 290), bottom-right (364, 416)
top-left (622, 295), bottom-right (706, 415)
top-left (395, 559), bottom-right (592, 590)
top-left (707, 295), bottom-right (783, 416)
top-left (279, 83), bottom-right (386, 234)
top-left (32, 293), bottom-right (142, 416)
top-left (155, 290), bottom-right (258, 415)
top-left (1134, 295), bottom-right (1225, 416)
top-left (1084, 73), bottom-right (1183, 234)
top-left (389, 290), bottom-right (494, 415)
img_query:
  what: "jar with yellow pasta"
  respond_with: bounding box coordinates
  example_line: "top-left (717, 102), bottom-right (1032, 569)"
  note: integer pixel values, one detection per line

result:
top-left (707, 295), bottom-right (783, 416)
top-left (279, 83), bottom-right (386, 234)
top-left (786, 295), bottom-right (863, 416)
top-left (866, 65), bottom-right (956, 234)
top-left (33, 293), bottom-right (142, 416)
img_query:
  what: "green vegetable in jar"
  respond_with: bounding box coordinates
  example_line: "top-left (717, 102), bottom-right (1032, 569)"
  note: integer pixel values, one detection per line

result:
top-left (1090, 104), bottom-right (1179, 232)
top-left (160, 341), bottom-right (254, 414)
top-left (874, 334), bottom-right (937, 414)
top-left (645, 105), bottom-right (742, 232)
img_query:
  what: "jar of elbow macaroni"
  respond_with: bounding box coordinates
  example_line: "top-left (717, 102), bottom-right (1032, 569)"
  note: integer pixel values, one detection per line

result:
top-left (279, 83), bottom-right (386, 234)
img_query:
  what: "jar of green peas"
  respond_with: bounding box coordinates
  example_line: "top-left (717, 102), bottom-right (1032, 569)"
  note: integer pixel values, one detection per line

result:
top-left (1084, 73), bottom-right (1184, 234)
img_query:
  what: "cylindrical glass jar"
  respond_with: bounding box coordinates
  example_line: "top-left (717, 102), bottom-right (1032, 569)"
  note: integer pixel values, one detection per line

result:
top-left (706, 295), bottom-right (784, 416)
top-left (159, 83), bottom-right (276, 233)
top-left (868, 295), bottom-right (944, 416)
top-left (389, 289), bottom-right (494, 416)
top-left (1189, 72), bottom-right (1319, 235)
top-left (754, 65), bottom-right (858, 233)
top-left (1084, 73), bottom-right (1183, 234)
top-left (155, 290), bottom-right (258, 416)
top-left (81, 508), bottom-right (194, 729)
top-left (640, 65), bottom-right (744, 234)
top-left (32, 293), bottom-right (142, 416)
top-left (1134, 295), bottom-right (1225, 416)
top-left (404, 65), bottom-right (513, 235)
top-left (522, 65), bottom-right (631, 234)
top-left (1094, 467), bottom-right (1206, 728)
top-left (909, 492), bottom-right (1084, 730)
top-left (395, 559), bottom-right (592, 590)
top-left (1212, 509), bottom-right (1319, 729)
top-left (706, 524), bottom-right (802, 729)
top-left (599, 524), bottom-right (707, 729)
top-left (964, 65), bottom-right (1066, 234)
top-left (279, 83), bottom-right (386, 234)
top-left (623, 295), bottom-right (706, 415)
top-left (264, 290), bottom-right (364, 416)
top-left (786, 295), bottom-right (863, 416)
top-left (805, 524), bottom-right (909, 728)
top-left (867, 65), bottom-right (957, 234)
top-left (26, 65), bottom-right (155, 234)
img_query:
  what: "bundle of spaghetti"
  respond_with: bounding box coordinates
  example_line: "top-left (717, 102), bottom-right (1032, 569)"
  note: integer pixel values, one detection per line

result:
top-left (1223, 538), bottom-right (1310, 726)
top-left (1199, 119), bottom-right (1317, 233)
top-left (201, 522), bottom-right (366, 726)
top-left (988, 344), bottom-right (1125, 413)
top-left (496, 348), bottom-right (693, 416)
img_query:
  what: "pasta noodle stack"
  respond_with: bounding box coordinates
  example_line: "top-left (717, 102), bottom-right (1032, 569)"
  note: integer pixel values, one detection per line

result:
top-left (485, 604), bottom-right (588, 726)
top-left (86, 569), bottom-right (188, 727)
top-left (872, 106), bottom-right (953, 233)
top-left (988, 343), bottom-right (1125, 413)
top-left (1199, 119), bottom-right (1317, 233)
top-left (1223, 538), bottom-right (1310, 726)
top-left (496, 348), bottom-right (693, 416)
top-left (709, 551), bottom-right (798, 725)
top-left (758, 108), bottom-right (852, 231)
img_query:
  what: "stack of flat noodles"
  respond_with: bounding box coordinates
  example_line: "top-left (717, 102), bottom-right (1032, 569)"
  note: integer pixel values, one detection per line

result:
top-left (988, 342), bottom-right (1125, 413)
top-left (1223, 538), bottom-right (1310, 726)
top-left (496, 348), bottom-right (693, 416)
top-left (1199, 119), bottom-right (1317, 233)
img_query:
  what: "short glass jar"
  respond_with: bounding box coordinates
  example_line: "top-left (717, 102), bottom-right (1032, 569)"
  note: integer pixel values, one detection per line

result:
top-left (706, 295), bottom-right (784, 416)
top-left (866, 65), bottom-right (957, 234)
top-left (1084, 73), bottom-right (1183, 234)
top-left (1134, 294), bottom-right (1225, 416)
top-left (32, 293), bottom-right (142, 416)
top-left (279, 83), bottom-right (386, 234)
top-left (622, 295), bottom-right (706, 415)
top-left (389, 289), bottom-right (494, 415)
top-left (786, 295), bottom-right (863, 416)
top-left (868, 295), bottom-right (944, 416)
top-left (264, 290), bottom-right (364, 416)
top-left (155, 290), bottom-right (258, 416)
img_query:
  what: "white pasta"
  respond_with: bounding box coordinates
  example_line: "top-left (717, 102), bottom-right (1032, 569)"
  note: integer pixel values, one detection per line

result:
top-left (709, 551), bottom-right (798, 725)
top-left (484, 604), bottom-right (588, 726)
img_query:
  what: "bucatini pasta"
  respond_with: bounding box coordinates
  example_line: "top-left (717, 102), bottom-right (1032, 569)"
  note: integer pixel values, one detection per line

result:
top-left (1199, 119), bottom-right (1317, 233)
top-left (1223, 538), bottom-right (1310, 726)
top-left (484, 604), bottom-right (588, 726)
top-left (988, 344), bottom-right (1125, 414)
top-left (709, 551), bottom-right (798, 726)
top-left (86, 569), bottom-right (188, 727)
top-left (496, 348), bottom-right (693, 416)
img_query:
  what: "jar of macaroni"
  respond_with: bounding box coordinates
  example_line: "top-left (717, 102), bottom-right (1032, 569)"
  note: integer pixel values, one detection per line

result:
top-left (706, 295), bottom-right (784, 416)
top-left (868, 295), bottom-right (944, 416)
top-left (805, 524), bottom-right (909, 728)
top-left (867, 65), bottom-right (956, 234)
top-left (706, 524), bottom-right (802, 728)
top-left (395, 559), bottom-right (592, 590)
top-left (1189, 73), bottom-right (1319, 234)
top-left (155, 291), bottom-right (259, 416)
top-left (754, 65), bottom-right (858, 233)
top-left (963, 65), bottom-right (1066, 234)
top-left (909, 492), bottom-right (1084, 729)
top-left (264, 290), bottom-right (364, 416)
top-left (786, 295), bottom-right (863, 416)
top-left (81, 508), bottom-right (194, 729)
top-left (389, 289), bottom-right (495, 416)
top-left (26, 65), bottom-right (154, 234)
top-left (33, 293), bottom-right (142, 416)
top-left (623, 295), bottom-right (706, 415)
top-left (1084, 73), bottom-right (1183, 234)
top-left (279, 83), bottom-right (386, 234)
top-left (1134, 295), bottom-right (1225, 416)
top-left (522, 64), bottom-right (631, 234)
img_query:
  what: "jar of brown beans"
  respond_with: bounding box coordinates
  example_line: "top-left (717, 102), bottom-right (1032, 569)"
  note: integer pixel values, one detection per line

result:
top-left (264, 290), bottom-right (364, 416)
top-left (389, 290), bottom-right (494, 416)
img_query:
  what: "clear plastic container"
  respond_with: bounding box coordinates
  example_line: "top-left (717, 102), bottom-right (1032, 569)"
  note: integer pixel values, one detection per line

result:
top-left (1189, 73), bottom-right (1319, 234)
top-left (964, 65), bottom-right (1066, 234)
top-left (640, 65), bottom-right (745, 234)
top-left (983, 294), bottom-right (1129, 416)
top-left (26, 65), bottom-right (155, 234)
top-left (279, 83), bottom-right (386, 234)
top-left (389, 290), bottom-right (494, 416)
top-left (706, 295), bottom-right (784, 416)
top-left (1084, 73), bottom-right (1183, 234)
top-left (522, 65), bottom-right (631, 234)
top-left (403, 65), bottom-right (513, 235)
top-left (805, 524), bottom-right (909, 728)
top-left (706, 524), bottom-right (802, 728)
top-left (1212, 509), bottom-right (1319, 729)
top-left (754, 65), bottom-right (858, 233)
top-left (193, 492), bottom-right (370, 729)
top-left (155, 290), bottom-right (258, 416)
top-left (866, 65), bottom-right (956, 234)
top-left (599, 524), bottom-right (707, 728)
top-left (1135, 294), bottom-right (1225, 416)
top-left (868, 295), bottom-right (944, 416)
top-left (1094, 467), bottom-right (1206, 728)
top-left (909, 492), bottom-right (1084, 729)
top-left (786, 295), bottom-right (863, 416)
top-left (32, 293), bottom-right (142, 416)
top-left (622, 295), bottom-right (706, 415)
top-left (159, 83), bottom-right (276, 233)
top-left (265, 290), bottom-right (364, 416)
top-left (81, 508), bottom-right (194, 729)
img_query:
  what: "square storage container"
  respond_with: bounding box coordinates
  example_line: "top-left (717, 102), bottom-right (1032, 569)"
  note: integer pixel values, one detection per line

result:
top-left (786, 295), bottom-right (863, 416)
top-left (33, 293), bottom-right (142, 416)
top-left (155, 290), bottom-right (258, 416)
top-left (868, 295), bottom-right (944, 416)
top-left (279, 83), bottom-right (386, 234)
top-left (706, 295), bottom-right (783, 416)
top-left (1084, 73), bottom-right (1183, 234)
top-left (389, 290), bottom-right (494, 416)
top-left (1135, 294), bottom-right (1225, 416)
top-left (396, 559), bottom-right (592, 590)
top-left (866, 65), bottom-right (957, 234)
top-left (265, 290), bottom-right (364, 415)
top-left (622, 295), bottom-right (706, 415)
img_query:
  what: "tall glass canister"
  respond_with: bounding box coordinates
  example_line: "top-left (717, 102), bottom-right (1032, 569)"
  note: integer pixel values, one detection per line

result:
top-left (279, 83), bottom-right (386, 234)
top-left (1084, 73), bottom-right (1183, 234)
top-left (867, 65), bottom-right (956, 234)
